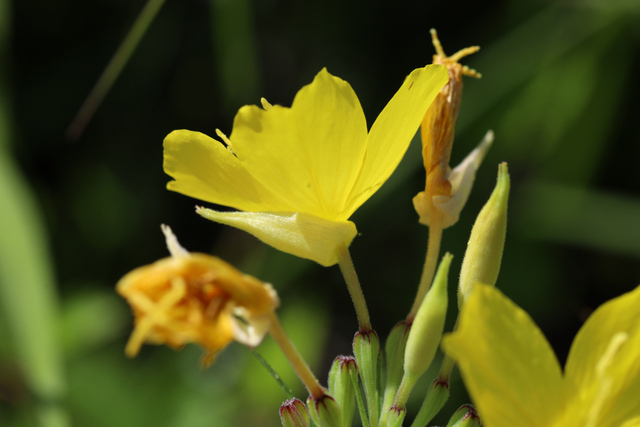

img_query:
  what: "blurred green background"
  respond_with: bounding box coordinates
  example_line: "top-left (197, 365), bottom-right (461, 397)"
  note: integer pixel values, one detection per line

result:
top-left (1, 0), bottom-right (640, 425)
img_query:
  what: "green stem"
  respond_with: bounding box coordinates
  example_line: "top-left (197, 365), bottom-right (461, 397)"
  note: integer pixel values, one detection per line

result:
top-left (268, 312), bottom-right (325, 399)
top-left (407, 219), bottom-right (443, 322)
top-left (66, 0), bottom-right (166, 139)
top-left (439, 355), bottom-right (455, 383)
top-left (393, 373), bottom-right (418, 410)
top-left (337, 244), bottom-right (371, 331)
top-left (438, 318), bottom-right (459, 383)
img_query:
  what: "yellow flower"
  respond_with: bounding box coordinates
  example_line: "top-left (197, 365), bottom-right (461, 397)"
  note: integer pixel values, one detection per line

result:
top-left (163, 66), bottom-right (448, 266)
top-left (442, 283), bottom-right (640, 427)
top-left (117, 225), bottom-right (279, 366)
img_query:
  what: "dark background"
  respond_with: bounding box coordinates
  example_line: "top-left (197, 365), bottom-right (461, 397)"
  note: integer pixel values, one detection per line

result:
top-left (1, 0), bottom-right (640, 426)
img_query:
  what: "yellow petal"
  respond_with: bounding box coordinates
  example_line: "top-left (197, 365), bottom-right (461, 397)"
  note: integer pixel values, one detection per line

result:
top-left (228, 68), bottom-right (368, 220)
top-left (197, 208), bottom-right (358, 266)
top-left (163, 130), bottom-right (284, 212)
top-left (622, 418), bottom-right (640, 427)
top-left (345, 64), bottom-right (448, 216)
top-left (563, 284), bottom-right (640, 426)
top-left (442, 284), bottom-right (563, 427)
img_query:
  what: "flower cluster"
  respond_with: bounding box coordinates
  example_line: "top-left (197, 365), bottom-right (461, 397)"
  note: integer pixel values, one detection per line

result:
top-left (116, 29), bottom-right (640, 427)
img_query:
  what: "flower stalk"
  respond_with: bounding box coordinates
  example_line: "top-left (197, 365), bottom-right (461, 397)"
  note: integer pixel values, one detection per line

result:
top-left (407, 218), bottom-right (443, 321)
top-left (337, 244), bottom-right (371, 332)
top-left (268, 312), bottom-right (325, 400)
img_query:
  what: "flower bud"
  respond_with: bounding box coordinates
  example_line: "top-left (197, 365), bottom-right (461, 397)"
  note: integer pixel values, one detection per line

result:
top-left (391, 255), bottom-right (450, 412)
top-left (280, 398), bottom-right (311, 427)
top-left (328, 356), bottom-right (357, 427)
top-left (353, 330), bottom-right (380, 427)
top-left (380, 321), bottom-right (411, 426)
top-left (412, 379), bottom-right (450, 427)
top-left (458, 163), bottom-right (510, 309)
top-left (445, 404), bottom-right (481, 427)
top-left (307, 393), bottom-right (342, 427)
top-left (404, 253), bottom-right (451, 381)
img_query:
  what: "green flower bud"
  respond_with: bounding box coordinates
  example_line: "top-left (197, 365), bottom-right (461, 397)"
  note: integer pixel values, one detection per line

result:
top-left (280, 398), bottom-right (311, 427)
top-left (386, 406), bottom-right (406, 427)
top-left (411, 379), bottom-right (450, 427)
top-left (458, 162), bottom-right (510, 309)
top-left (328, 356), bottom-right (357, 427)
top-left (445, 404), bottom-right (480, 427)
top-left (380, 321), bottom-right (412, 426)
top-left (353, 330), bottom-right (380, 427)
top-left (393, 254), bottom-right (451, 410)
top-left (307, 394), bottom-right (342, 427)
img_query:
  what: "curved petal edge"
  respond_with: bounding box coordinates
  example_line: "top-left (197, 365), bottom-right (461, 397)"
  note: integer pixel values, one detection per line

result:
top-left (196, 208), bottom-right (358, 267)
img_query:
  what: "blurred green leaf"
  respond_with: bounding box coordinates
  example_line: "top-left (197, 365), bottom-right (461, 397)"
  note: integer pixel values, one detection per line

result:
top-left (516, 180), bottom-right (640, 258)
top-left (59, 289), bottom-right (128, 358)
top-left (66, 0), bottom-right (167, 140)
top-left (494, 14), bottom-right (633, 185)
top-left (0, 0), bottom-right (68, 425)
top-left (211, 0), bottom-right (261, 112)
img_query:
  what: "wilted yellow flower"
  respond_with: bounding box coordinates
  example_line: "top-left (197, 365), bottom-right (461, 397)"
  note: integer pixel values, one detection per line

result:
top-left (117, 225), bottom-right (278, 365)
top-left (414, 29), bottom-right (491, 228)
top-left (164, 66), bottom-right (448, 266)
top-left (442, 283), bottom-right (640, 427)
